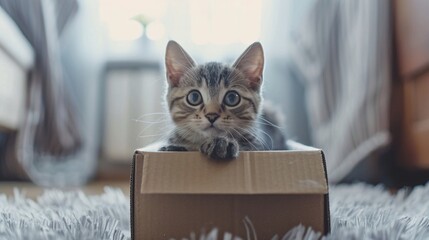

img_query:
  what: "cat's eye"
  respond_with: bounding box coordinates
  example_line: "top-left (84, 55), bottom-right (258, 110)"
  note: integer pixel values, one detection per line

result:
top-left (223, 91), bottom-right (241, 107)
top-left (186, 90), bottom-right (203, 106)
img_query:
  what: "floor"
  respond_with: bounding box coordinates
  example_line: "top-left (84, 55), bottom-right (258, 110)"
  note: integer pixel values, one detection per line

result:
top-left (0, 180), bottom-right (130, 199)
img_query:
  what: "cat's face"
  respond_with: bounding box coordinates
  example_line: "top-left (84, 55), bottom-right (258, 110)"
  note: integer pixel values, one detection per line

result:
top-left (165, 41), bottom-right (264, 138)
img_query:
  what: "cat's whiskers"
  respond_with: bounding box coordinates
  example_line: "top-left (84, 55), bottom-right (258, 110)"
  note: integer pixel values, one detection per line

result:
top-left (249, 126), bottom-right (274, 150)
top-left (229, 120), bottom-right (281, 149)
top-left (234, 126), bottom-right (272, 150)
top-left (229, 127), bottom-right (259, 151)
top-left (138, 124), bottom-right (174, 139)
top-left (136, 116), bottom-right (173, 139)
top-left (225, 129), bottom-right (233, 139)
top-left (134, 112), bottom-right (170, 120)
top-left (256, 116), bottom-right (283, 129)
top-left (160, 41), bottom-right (287, 153)
top-left (238, 118), bottom-right (283, 128)
top-left (134, 113), bottom-right (171, 134)
top-left (159, 126), bottom-right (189, 144)
top-left (133, 119), bottom-right (170, 124)
top-left (176, 123), bottom-right (200, 140)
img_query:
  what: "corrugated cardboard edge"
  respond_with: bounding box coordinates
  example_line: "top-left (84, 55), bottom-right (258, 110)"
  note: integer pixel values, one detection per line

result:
top-left (321, 151), bottom-right (331, 234)
top-left (130, 150), bottom-right (139, 240)
top-left (130, 148), bottom-right (332, 238)
top-left (287, 140), bottom-right (331, 234)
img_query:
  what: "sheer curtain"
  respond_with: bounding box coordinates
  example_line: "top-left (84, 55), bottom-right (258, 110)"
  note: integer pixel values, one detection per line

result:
top-left (288, 0), bottom-right (391, 182)
top-left (260, 0), bottom-right (314, 145)
top-left (0, 0), bottom-right (98, 186)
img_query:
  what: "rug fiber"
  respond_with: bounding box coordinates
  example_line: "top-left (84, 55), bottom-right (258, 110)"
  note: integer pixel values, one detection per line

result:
top-left (1, 183), bottom-right (429, 239)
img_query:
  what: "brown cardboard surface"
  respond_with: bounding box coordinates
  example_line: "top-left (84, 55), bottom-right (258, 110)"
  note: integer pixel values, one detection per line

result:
top-left (131, 142), bottom-right (330, 239)
top-left (135, 194), bottom-right (325, 239)
top-left (140, 151), bottom-right (327, 194)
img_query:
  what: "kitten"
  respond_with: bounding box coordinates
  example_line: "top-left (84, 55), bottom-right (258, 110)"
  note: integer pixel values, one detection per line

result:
top-left (159, 41), bottom-right (287, 160)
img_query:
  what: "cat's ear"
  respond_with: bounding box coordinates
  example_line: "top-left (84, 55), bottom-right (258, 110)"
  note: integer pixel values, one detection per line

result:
top-left (233, 42), bottom-right (264, 90)
top-left (165, 40), bottom-right (196, 87)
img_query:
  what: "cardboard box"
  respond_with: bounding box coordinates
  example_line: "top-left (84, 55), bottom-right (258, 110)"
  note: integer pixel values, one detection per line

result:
top-left (130, 141), bottom-right (330, 239)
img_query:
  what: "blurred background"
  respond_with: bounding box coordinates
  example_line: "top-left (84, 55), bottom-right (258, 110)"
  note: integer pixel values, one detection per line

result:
top-left (0, 0), bottom-right (427, 188)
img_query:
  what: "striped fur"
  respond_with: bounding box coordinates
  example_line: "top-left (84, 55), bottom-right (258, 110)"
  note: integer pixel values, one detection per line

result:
top-left (160, 41), bottom-right (287, 160)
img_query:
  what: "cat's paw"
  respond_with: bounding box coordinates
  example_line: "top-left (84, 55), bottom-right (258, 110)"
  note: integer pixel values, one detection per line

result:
top-left (200, 137), bottom-right (239, 160)
top-left (159, 145), bottom-right (188, 151)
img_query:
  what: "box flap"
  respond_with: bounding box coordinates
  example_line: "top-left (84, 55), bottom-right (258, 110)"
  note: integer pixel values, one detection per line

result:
top-left (136, 150), bottom-right (328, 194)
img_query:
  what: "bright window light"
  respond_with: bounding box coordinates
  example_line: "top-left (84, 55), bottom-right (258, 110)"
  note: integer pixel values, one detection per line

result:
top-left (98, 0), bottom-right (166, 42)
top-left (98, 0), bottom-right (262, 45)
top-left (146, 21), bottom-right (165, 41)
top-left (107, 20), bottom-right (144, 41)
top-left (189, 0), bottom-right (262, 45)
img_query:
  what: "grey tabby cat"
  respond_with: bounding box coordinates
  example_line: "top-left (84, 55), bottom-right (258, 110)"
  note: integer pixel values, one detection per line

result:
top-left (159, 41), bottom-right (287, 160)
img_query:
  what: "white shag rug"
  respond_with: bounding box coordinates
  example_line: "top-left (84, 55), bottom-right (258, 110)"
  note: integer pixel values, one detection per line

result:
top-left (1, 183), bottom-right (429, 240)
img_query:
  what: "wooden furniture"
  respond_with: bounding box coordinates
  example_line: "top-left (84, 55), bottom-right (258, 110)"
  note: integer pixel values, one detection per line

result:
top-left (391, 0), bottom-right (429, 170)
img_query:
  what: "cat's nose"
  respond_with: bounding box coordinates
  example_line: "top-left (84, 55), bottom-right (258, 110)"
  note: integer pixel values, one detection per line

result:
top-left (205, 113), bottom-right (220, 123)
